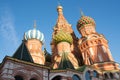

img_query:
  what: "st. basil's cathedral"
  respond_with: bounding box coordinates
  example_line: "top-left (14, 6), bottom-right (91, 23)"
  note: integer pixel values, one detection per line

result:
top-left (0, 5), bottom-right (120, 80)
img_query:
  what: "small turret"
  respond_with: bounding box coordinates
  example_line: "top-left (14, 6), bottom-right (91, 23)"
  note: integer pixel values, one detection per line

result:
top-left (24, 21), bottom-right (45, 65)
top-left (76, 11), bottom-right (119, 71)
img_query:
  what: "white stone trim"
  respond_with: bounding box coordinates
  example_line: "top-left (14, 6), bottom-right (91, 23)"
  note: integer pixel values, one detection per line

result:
top-left (89, 48), bottom-right (94, 56)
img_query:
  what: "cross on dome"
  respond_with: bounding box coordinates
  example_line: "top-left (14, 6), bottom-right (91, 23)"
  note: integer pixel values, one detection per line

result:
top-left (33, 20), bottom-right (37, 28)
top-left (80, 9), bottom-right (84, 17)
top-left (24, 21), bottom-right (45, 44)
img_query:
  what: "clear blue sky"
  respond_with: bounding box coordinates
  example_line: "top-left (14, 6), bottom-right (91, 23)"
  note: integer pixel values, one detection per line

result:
top-left (0, 0), bottom-right (120, 63)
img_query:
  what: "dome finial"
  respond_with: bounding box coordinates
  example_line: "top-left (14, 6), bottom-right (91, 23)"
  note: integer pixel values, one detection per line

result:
top-left (57, 0), bottom-right (63, 15)
top-left (80, 9), bottom-right (84, 16)
top-left (24, 21), bottom-right (45, 44)
top-left (33, 20), bottom-right (36, 28)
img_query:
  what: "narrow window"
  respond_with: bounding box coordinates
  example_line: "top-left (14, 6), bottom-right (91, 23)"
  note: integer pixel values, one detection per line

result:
top-left (93, 70), bottom-right (98, 78)
top-left (85, 71), bottom-right (91, 80)
top-left (104, 73), bottom-right (109, 79)
top-left (110, 73), bottom-right (114, 79)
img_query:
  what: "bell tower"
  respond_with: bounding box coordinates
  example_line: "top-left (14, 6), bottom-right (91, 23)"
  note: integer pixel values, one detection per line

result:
top-left (77, 12), bottom-right (119, 70)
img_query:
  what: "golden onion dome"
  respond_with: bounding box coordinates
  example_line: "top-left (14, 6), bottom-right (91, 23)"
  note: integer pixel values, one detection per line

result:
top-left (53, 31), bottom-right (73, 44)
top-left (57, 5), bottom-right (63, 10)
top-left (77, 16), bottom-right (96, 30)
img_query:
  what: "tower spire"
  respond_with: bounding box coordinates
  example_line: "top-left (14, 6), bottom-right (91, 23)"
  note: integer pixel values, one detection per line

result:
top-left (33, 20), bottom-right (36, 28)
top-left (55, 3), bottom-right (72, 32)
top-left (57, 0), bottom-right (63, 15)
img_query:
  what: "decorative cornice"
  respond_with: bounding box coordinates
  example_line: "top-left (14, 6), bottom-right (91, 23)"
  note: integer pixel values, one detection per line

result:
top-left (1, 56), bottom-right (50, 69)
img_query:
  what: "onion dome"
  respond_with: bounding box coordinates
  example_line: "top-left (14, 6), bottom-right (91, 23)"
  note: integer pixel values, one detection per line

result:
top-left (24, 21), bottom-right (45, 44)
top-left (57, 5), bottom-right (63, 11)
top-left (77, 12), bottom-right (96, 30)
top-left (53, 31), bottom-right (73, 44)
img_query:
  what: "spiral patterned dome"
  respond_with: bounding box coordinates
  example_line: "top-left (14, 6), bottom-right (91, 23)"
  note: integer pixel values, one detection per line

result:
top-left (77, 16), bottom-right (95, 30)
top-left (24, 28), bottom-right (45, 44)
top-left (53, 31), bottom-right (73, 44)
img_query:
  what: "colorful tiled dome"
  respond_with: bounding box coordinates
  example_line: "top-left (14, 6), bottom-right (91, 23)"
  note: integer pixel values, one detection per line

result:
top-left (53, 31), bottom-right (73, 44)
top-left (77, 16), bottom-right (95, 30)
top-left (24, 28), bottom-right (45, 44)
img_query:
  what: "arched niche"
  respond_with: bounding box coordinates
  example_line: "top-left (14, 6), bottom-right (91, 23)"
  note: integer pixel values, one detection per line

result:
top-left (14, 75), bottom-right (24, 80)
top-left (104, 73), bottom-right (109, 79)
top-left (30, 78), bottom-right (37, 80)
top-left (52, 75), bottom-right (62, 80)
top-left (109, 72), bottom-right (114, 79)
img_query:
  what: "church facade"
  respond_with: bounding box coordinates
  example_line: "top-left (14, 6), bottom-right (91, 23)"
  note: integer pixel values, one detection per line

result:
top-left (0, 5), bottom-right (120, 80)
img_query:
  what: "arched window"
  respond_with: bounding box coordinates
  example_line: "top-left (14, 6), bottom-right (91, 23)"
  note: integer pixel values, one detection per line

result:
top-left (14, 75), bottom-right (24, 80)
top-left (30, 78), bottom-right (37, 80)
top-left (110, 73), bottom-right (114, 79)
top-left (72, 75), bottom-right (81, 80)
top-left (85, 71), bottom-right (91, 80)
top-left (52, 75), bottom-right (62, 80)
top-left (93, 70), bottom-right (98, 78)
top-left (104, 73), bottom-right (109, 79)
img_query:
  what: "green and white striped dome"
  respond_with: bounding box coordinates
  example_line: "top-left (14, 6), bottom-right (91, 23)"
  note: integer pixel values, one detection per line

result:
top-left (53, 31), bottom-right (73, 44)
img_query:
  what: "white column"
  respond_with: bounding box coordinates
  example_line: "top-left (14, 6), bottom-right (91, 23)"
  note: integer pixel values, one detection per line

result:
top-left (107, 48), bottom-right (114, 61)
top-left (101, 46), bottom-right (106, 53)
top-left (89, 48), bottom-right (94, 56)
top-left (98, 54), bottom-right (103, 62)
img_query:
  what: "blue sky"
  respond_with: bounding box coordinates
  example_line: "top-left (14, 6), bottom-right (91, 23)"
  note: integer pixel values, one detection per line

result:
top-left (0, 0), bottom-right (120, 63)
